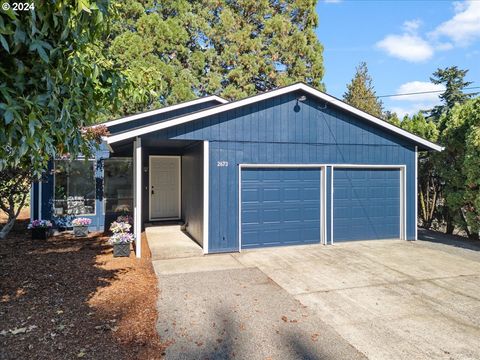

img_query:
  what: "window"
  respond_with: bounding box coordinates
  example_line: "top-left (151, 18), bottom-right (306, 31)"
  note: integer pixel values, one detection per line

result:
top-left (54, 160), bottom-right (96, 215)
top-left (104, 158), bottom-right (133, 215)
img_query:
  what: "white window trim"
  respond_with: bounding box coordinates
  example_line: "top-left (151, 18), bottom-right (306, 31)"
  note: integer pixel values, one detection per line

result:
top-left (94, 96), bottom-right (228, 129)
top-left (238, 164), bottom-right (327, 251)
top-left (38, 182), bottom-right (42, 220)
top-left (148, 155), bottom-right (182, 221)
top-left (53, 159), bottom-right (97, 217)
top-left (106, 83), bottom-right (443, 152)
top-left (30, 184), bottom-right (33, 222)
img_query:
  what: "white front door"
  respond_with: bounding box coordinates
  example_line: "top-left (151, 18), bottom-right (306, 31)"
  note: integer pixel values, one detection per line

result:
top-left (149, 156), bottom-right (181, 220)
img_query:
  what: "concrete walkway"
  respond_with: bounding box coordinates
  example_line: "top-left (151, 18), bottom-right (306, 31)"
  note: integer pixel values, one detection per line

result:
top-left (146, 225), bottom-right (203, 260)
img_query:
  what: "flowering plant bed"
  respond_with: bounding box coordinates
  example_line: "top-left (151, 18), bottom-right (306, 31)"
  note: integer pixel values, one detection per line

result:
top-left (28, 220), bottom-right (53, 240)
top-left (108, 232), bottom-right (135, 245)
top-left (28, 219), bottom-right (53, 229)
top-left (72, 218), bottom-right (92, 237)
top-left (109, 221), bottom-right (131, 233)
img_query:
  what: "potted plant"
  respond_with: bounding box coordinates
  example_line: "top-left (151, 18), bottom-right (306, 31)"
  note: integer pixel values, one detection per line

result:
top-left (109, 219), bottom-right (133, 257)
top-left (71, 218), bottom-right (91, 237)
top-left (109, 232), bottom-right (134, 257)
top-left (28, 220), bottom-right (53, 240)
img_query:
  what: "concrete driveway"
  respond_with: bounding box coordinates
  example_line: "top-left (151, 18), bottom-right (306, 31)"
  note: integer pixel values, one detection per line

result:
top-left (153, 235), bottom-right (480, 359)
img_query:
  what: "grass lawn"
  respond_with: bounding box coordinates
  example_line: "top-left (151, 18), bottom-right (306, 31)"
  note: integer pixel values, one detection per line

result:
top-left (0, 210), bottom-right (167, 359)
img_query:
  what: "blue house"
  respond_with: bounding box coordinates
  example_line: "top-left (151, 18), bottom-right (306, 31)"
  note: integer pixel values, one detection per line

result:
top-left (30, 83), bottom-right (442, 257)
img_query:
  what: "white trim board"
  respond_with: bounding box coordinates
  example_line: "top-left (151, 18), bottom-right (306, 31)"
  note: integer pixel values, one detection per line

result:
top-left (106, 83), bottom-right (443, 152)
top-left (148, 155), bottom-right (182, 221)
top-left (134, 137), bottom-right (142, 258)
top-left (95, 95), bottom-right (228, 128)
top-left (203, 141), bottom-right (209, 254)
top-left (414, 146), bottom-right (418, 241)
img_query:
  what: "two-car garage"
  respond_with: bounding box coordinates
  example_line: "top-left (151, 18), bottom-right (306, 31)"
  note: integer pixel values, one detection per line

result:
top-left (240, 166), bottom-right (404, 249)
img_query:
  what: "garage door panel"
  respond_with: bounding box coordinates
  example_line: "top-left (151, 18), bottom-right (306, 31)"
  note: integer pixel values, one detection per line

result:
top-left (241, 168), bottom-right (321, 249)
top-left (334, 168), bottom-right (400, 242)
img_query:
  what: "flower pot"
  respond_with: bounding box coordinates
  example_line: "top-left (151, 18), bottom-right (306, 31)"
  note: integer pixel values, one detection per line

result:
top-left (31, 228), bottom-right (48, 240)
top-left (73, 225), bottom-right (89, 237)
top-left (113, 243), bottom-right (131, 257)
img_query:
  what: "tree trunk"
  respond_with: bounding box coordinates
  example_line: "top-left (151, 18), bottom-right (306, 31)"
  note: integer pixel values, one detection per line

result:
top-left (0, 216), bottom-right (16, 240)
top-left (460, 209), bottom-right (480, 240)
top-left (445, 213), bottom-right (455, 234)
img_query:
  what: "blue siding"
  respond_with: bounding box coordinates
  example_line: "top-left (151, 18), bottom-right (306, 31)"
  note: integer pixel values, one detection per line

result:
top-left (333, 168), bottom-right (400, 241)
top-left (182, 143), bottom-right (204, 245)
top-left (108, 100), bottom-right (222, 134)
top-left (241, 168), bottom-right (321, 249)
top-left (143, 91), bottom-right (417, 252)
top-left (34, 90), bottom-right (418, 249)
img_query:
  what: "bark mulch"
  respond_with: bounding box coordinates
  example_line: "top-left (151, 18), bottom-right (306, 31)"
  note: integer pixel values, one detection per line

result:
top-left (0, 218), bottom-right (168, 359)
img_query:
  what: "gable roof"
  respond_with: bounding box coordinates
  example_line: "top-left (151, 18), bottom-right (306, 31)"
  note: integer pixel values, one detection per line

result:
top-left (96, 95), bottom-right (228, 129)
top-left (106, 83), bottom-right (443, 152)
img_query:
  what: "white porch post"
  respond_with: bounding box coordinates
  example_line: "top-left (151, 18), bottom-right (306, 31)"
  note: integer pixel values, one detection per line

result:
top-left (203, 140), bottom-right (209, 254)
top-left (133, 137), bottom-right (142, 258)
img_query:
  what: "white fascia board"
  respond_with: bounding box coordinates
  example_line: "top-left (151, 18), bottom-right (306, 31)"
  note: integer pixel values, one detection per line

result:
top-left (299, 85), bottom-right (444, 152)
top-left (107, 83), bottom-right (443, 152)
top-left (94, 95), bottom-right (228, 129)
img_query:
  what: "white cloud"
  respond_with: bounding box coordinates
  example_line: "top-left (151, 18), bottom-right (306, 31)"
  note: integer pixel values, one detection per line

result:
top-left (389, 104), bottom-right (432, 119)
top-left (387, 81), bottom-right (445, 118)
top-left (323, 0), bottom-right (342, 3)
top-left (376, 34), bottom-right (434, 62)
top-left (435, 42), bottom-right (454, 51)
top-left (431, 0), bottom-right (480, 46)
top-left (403, 19), bottom-right (422, 33)
top-left (393, 81), bottom-right (445, 102)
top-left (377, 1), bottom-right (480, 62)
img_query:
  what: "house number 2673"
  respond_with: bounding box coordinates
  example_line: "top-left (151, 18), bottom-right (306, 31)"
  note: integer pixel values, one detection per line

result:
top-left (217, 161), bottom-right (229, 167)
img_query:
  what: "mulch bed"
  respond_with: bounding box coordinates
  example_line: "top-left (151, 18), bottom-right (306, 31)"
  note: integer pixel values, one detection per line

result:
top-left (0, 217), bottom-right (168, 359)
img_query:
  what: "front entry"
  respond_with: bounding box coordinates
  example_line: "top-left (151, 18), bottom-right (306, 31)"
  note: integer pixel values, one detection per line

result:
top-left (149, 156), bottom-right (181, 220)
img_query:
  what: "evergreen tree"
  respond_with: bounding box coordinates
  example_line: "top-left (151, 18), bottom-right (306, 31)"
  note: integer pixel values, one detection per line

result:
top-left (429, 66), bottom-right (475, 234)
top-left (429, 66), bottom-right (475, 121)
top-left (440, 98), bottom-right (480, 239)
top-left (343, 62), bottom-right (383, 118)
top-left (399, 112), bottom-right (440, 230)
top-left (384, 111), bottom-right (400, 126)
top-left (107, 0), bottom-right (325, 115)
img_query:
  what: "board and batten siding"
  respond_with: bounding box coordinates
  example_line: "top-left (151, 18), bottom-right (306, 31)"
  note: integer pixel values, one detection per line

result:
top-left (141, 90), bottom-right (416, 252)
top-left (107, 100), bottom-right (222, 134)
top-left (181, 142), bottom-right (204, 246)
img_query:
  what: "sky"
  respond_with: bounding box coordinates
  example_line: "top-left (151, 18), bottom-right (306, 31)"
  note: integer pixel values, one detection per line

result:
top-left (315, 0), bottom-right (480, 118)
